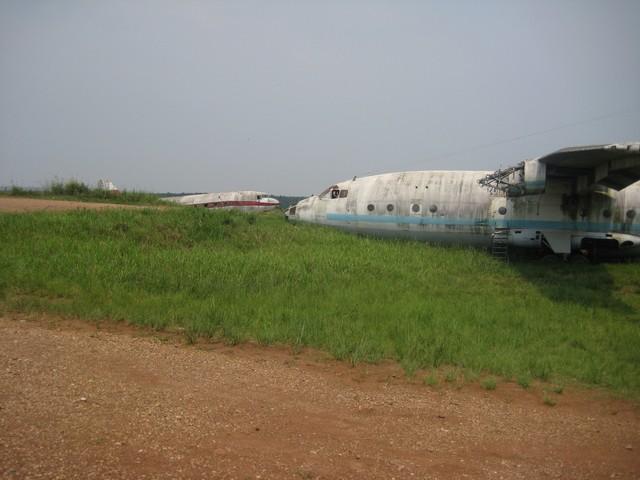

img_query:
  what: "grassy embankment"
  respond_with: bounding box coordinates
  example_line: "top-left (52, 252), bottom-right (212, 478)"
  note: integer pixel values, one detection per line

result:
top-left (2, 179), bottom-right (164, 205)
top-left (1, 207), bottom-right (639, 395)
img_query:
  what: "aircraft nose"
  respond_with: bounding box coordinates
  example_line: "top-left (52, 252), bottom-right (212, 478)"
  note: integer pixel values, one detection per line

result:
top-left (262, 197), bottom-right (279, 205)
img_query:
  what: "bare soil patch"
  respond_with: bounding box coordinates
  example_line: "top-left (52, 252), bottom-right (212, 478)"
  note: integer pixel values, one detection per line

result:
top-left (0, 197), bottom-right (147, 212)
top-left (0, 314), bottom-right (638, 479)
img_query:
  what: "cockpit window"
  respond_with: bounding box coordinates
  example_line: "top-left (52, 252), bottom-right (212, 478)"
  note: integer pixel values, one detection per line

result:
top-left (330, 189), bottom-right (340, 199)
top-left (339, 190), bottom-right (348, 198)
top-left (319, 185), bottom-right (339, 198)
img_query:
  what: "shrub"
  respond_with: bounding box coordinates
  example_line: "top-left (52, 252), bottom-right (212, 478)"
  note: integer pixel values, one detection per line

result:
top-left (63, 179), bottom-right (90, 196)
top-left (9, 185), bottom-right (26, 196)
top-left (49, 180), bottom-right (65, 195)
top-left (482, 378), bottom-right (497, 390)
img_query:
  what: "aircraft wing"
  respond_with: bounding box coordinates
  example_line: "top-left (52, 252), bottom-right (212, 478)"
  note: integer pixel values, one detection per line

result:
top-left (538, 142), bottom-right (640, 190)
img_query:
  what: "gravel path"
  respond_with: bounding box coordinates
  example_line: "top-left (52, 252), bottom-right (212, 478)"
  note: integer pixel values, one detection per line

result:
top-left (0, 197), bottom-right (148, 212)
top-left (1, 315), bottom-right (638, 479)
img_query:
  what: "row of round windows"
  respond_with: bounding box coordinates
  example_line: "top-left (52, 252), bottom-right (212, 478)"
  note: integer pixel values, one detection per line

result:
top-left (365, 204), bottom-right (637, 219)
top-left (367, 203), bottom-right (439, 213)
top-left (580, 209), bottom-right (636, 219)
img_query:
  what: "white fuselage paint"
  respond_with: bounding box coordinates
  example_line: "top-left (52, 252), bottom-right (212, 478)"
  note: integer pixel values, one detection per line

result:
top-left (163, 191), bottom-right (280, 212)
top-left (286, 171), bottom-right (640, 256)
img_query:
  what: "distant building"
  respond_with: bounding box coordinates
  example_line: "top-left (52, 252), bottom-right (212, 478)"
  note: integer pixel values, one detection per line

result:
top-left (97, 179), bottom-right (119, 192)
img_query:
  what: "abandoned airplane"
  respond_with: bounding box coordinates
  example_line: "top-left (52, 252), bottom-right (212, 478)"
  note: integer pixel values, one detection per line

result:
top-left (285, 142), bottom-right (640, 258)
top-left (164, 191), bottom-right (280, 212)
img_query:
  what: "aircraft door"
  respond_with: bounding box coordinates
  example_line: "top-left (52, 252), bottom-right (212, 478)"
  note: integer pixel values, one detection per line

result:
top-left (345, 181), bottom-right (357, 213)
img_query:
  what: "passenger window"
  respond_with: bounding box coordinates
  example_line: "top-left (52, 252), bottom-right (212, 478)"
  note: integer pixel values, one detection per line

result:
top-left (339, 190), bottom-right (348, 198)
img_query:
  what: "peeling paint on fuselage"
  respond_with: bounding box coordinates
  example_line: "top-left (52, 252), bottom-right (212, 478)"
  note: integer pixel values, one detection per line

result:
top-left (288, 171), bottom-right (640, 255)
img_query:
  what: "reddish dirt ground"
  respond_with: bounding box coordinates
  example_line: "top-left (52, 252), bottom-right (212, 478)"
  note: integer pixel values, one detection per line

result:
top-left (1, 197), bottom-right (639, 478)
top-left (0, 314), bottom-right (638, 479)
top-left (0, 196), bottom-right (147, 212)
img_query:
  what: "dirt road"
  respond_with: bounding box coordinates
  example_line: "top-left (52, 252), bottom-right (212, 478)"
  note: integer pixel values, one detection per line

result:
top-left (0, 315), bottom-right (638, 479)
top-left (0, 197), bottom-right (147, 212)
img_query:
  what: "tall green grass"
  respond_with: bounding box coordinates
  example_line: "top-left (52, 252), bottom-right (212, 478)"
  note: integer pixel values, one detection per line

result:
top-left (3, 179), bottom-right (164, 205)
top-left (1, 208), bottom-right (639, 394)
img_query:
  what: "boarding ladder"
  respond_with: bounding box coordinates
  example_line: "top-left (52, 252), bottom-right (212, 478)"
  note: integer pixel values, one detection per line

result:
top-left (491, 228), bottom-right (509, 262)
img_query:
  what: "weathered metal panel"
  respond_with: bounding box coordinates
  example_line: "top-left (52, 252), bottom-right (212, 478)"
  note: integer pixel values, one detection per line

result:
top-left (523, 159), bottom-right (546, 194)
top-left (287, 158), bottom-right (640, 256)
top-left (163, 191), bottom-right (280, 212)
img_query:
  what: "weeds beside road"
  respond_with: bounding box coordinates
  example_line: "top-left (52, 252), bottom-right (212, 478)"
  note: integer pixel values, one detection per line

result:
top-left (1, 207), bottom-right (639, 395)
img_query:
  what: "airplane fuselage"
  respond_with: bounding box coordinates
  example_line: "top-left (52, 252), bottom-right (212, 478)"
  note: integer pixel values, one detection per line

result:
top-left (286, 170), bottom-right (640, 256)
top-left (164, 191), bottom-right (280, 212)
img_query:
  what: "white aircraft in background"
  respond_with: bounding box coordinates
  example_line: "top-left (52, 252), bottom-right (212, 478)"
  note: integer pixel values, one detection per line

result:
top-left (285, 142), bottom-right (640, 259)
top-left (164, 191), bottom-right (280, 212)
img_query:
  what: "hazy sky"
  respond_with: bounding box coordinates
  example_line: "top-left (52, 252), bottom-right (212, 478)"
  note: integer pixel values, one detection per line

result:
top-left (1, 1), bottom-right (639, 195)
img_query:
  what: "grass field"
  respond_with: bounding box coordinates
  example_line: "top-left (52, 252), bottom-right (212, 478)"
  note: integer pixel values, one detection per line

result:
top-left (2, 181), bottom-right (165, 206)
top-left (1, 207), bottom-right (639, 395)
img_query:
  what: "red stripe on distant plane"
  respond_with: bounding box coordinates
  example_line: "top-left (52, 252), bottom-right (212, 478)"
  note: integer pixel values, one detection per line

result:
top-left (203, 200), bottom-right (278, 208)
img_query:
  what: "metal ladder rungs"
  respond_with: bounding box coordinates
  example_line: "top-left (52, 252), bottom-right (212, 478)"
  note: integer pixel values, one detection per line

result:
top-left (491, 229), bottom-right (509, 262)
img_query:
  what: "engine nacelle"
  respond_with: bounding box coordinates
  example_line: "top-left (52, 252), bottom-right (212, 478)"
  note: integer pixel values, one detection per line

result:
top-left (523, 159), bottom-right (546, 195)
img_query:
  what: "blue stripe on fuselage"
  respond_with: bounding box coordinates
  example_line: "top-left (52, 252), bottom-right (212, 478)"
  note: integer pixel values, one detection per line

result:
top-left (325, 213), bottom-right (640, 233)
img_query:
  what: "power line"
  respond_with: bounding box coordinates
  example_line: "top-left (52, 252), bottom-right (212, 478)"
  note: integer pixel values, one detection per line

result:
top-left (428, 105), bottom-right (640, 162)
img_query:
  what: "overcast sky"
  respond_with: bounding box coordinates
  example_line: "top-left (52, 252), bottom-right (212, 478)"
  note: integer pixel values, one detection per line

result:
top-left (1, 1), bottom-right (639, 195)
